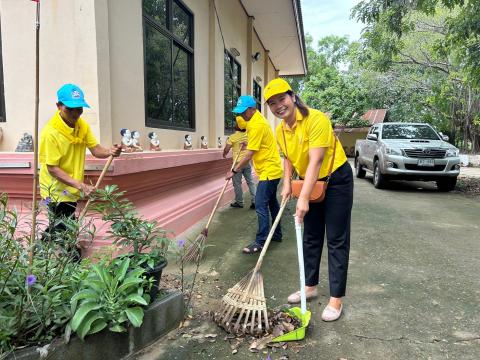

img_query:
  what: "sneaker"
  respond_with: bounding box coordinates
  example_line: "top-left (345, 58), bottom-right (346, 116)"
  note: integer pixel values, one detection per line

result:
top-left (287, 287), bottom-right (318, 304)
top-left (230, 202), bottom-right (244, 208)
top-left (249, 203), bottom-right (255, 210)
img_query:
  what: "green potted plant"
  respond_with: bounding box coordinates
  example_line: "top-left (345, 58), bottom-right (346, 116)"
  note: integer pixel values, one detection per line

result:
top-left (91, 185), bottom-right (170, 302)
top-left (70, 256), bottom-right (150, 339)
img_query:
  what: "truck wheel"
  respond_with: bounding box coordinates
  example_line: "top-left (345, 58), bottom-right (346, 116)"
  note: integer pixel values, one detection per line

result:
top-left (373, 160), bottom-right (387, 189)
top-left (436, 177), bottom-right (457, 192)
top-left (355, 157), bottom-right (366, 179)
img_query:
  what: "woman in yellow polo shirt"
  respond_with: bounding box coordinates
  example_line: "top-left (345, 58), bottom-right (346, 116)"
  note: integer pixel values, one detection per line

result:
top-left (264, 78), bottom-right (353, 322)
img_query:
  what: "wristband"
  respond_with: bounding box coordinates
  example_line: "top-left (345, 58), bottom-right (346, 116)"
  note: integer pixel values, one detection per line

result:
top-left (232, 169), bottom-right (238, 174)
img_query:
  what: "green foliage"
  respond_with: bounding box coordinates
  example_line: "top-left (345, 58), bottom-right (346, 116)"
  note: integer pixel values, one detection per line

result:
top-left (70, 257), bottom-right (150, 339)
top-left (92, 185), bottom-right (171, 270)
top-left (285, 35), bottom-right (372, 124)
top-left (351, 1), bottom-right (480, 151)
top-left (0, 194), bottom-right (90, 355)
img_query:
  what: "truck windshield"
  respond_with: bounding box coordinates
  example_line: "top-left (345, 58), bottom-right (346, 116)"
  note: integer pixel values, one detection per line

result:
top-left (382, 124), bottom-right (440, 140)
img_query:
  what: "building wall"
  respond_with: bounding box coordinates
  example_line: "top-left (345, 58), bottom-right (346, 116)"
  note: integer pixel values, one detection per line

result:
top-left (0, 0), bottom-right (283, 152)
top-left (0, 0), bottom-right (104, 151)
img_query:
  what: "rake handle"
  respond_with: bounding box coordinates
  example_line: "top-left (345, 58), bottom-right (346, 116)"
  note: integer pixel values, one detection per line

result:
top-left (79, 155), bottom-right (113, 220)
top-left (242, 198), bottom-right (288, 301)
top-left (204, 150), bottom-right (243, 231)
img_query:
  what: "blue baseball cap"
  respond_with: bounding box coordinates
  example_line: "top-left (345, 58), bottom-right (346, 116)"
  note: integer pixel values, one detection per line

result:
top-left (57, 84), bottom-right (90, 108)
top-left (232, 95), bottom-right (256, 114)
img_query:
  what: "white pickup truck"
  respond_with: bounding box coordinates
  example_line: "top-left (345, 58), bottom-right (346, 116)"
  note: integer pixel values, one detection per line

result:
top-left (354, 123), bottom-right (460, 191)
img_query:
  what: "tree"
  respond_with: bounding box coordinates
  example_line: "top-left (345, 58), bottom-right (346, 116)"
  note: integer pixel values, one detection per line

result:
top-left (352, 2), bottom-right (480, 151)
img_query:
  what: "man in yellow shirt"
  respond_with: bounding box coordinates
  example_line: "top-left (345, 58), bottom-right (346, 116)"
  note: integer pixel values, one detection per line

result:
top-left (223, 120), bottom-right (256, 209)
top-left (39, 84), bottom-right (121, 254)
top-left (226, 95), bottom-right (283, 254)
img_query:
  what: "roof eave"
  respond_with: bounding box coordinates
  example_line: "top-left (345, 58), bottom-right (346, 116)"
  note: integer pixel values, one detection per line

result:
top-left (292, 0), bottom-right (308, 76)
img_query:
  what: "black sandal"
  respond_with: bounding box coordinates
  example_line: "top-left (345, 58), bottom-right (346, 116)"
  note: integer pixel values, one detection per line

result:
top-left (242, 242), bottom-right (263, 254)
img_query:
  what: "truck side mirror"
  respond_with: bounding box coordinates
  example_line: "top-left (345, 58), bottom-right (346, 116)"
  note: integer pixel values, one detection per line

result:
top-left (441, 134), bottom-right (449, 142)
top-left (367, 133), bottom-right (378, 141)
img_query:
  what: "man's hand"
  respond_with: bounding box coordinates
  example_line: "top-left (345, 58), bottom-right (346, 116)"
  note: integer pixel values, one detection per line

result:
top-left (281, 182), bottom-right (292, 203)
top-left (110, 143), bottom-right (122, 157)
top-left (225, 171), bottom-right (235, 180)
top-left (241, 142), bottom-right (247, 150)
top-left (78, 183), bottom-right (95, 197)
top-left (295, 196), bottom-right (309, 223)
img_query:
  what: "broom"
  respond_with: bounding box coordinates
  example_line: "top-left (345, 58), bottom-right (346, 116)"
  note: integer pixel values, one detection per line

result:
top-left (215, 198), bottom-right (288, 335)
top-left (78, 155), bottom-right (114, 220)
top-left (182, 150), bottom-right (242, 263)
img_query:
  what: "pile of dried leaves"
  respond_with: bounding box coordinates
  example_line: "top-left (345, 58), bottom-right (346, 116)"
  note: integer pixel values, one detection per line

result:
top-left (455, 177), bottom-right (480, 196)
top-left (213, 307), bottom-right (301, 337)
top-left (212, 306), bottom-right (304, 354)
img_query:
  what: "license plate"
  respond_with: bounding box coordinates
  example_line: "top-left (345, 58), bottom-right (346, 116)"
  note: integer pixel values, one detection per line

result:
top-left (418, 159), bottom-right (435, 167)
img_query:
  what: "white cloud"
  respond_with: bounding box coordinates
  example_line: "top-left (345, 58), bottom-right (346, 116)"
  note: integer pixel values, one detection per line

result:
top-left (301, 0), bottom-right (365, 46)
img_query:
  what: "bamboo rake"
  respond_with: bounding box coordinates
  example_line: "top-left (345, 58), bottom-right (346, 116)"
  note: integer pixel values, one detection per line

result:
top-left (215, 198), bottom-right (288, 335)
top-left (78, 155), bottom-right (114, 220)
top-left (183, 150), bottom-right (243, 263)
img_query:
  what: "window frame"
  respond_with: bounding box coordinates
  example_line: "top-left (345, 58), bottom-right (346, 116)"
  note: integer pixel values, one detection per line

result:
top-left (142, 0), bottom-right (195, 131)
top-left (0, 21), bottom-right (5, 123)
top-left (224, 50), bottom-right (241, 134)
top-left (253, 80), bottom-right (261, 112)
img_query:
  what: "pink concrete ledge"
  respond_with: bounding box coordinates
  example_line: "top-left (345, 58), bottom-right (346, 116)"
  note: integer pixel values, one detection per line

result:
top-left (0, 150), bottom-right (251, 255)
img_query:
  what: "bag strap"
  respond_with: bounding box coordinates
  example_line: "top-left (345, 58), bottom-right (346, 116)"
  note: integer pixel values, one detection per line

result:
top-left (281, 123), bottom-right (337, 182)
top-left (281, 126), bottom-right (296, 181)
top-left (325, 134), bottom-right (337, 183)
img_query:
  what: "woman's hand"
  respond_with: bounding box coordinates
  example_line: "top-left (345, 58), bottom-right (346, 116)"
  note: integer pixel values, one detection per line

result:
top-left (295, 196), bottom-right (309, 223)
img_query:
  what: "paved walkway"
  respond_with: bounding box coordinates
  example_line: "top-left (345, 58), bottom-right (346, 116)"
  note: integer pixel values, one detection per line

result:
top-left (459, 166), bottom-right (480, 178)
top-left (134, 172), bottom-right (480, 360)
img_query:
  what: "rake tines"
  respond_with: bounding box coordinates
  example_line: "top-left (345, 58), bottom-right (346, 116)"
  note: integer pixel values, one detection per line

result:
top-left (214, 199), bottom-right (288, 336)
top-left (215, 270), bottom-right (269, 335)
top-left (182, 232), bottom-right (206, 263)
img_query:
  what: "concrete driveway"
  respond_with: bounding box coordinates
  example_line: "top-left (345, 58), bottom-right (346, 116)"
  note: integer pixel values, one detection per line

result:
top-left (134, 169), bottom-right (480, 360)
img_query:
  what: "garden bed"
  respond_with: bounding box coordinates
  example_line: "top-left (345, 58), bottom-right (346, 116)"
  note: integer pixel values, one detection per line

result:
top-left (6, 290), bottom-right (183, 360)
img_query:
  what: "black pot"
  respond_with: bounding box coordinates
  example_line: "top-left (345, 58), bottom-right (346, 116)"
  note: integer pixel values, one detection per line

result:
top-left (144, 260), bottom-right (167, 302)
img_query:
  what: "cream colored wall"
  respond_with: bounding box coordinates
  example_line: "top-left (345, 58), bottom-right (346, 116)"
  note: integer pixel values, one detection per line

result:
top-left (0, 0), bottom-right (297, 152)
top-left (214, 0), bottom-right (247, 141)
top-left (108, 0), bottom-right (214, 150)
top-left (252, 31), bottom-right (264, 93)
top-left (0, 0), bottom-right (103, 152)
top-left (266, 58), bottom-right (279, 129)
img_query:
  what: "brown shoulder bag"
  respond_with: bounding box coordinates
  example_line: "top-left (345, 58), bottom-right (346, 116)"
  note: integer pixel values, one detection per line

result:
top-left (282, 127), bottom-right (337, 203)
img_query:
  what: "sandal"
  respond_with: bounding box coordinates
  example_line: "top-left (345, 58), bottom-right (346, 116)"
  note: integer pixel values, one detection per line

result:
top-left (242, 242), bottom-right (263, 254)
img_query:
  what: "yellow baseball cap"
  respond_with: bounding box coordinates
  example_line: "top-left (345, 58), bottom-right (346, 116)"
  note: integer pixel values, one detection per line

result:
top-left (264, 78), bottom-right (292, 101)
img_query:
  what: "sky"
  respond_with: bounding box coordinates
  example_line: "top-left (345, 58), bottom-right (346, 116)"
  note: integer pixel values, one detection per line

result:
top-left (301, 0), bottom-right (365, 46)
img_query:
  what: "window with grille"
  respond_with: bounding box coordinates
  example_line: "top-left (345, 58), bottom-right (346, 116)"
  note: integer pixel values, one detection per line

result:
top-left (253, 80), bottom-right (261, 112)
top-left (143, 0), bottom-right (194, 130)
top-left (0, 22), bottom-right (5, 123)
top-left (224, 51), bottom-right (241, 134)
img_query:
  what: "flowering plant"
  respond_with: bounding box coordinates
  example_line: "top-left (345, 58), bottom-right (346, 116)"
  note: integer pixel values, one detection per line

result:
top-left (0, 193), bottom-right (91, 355)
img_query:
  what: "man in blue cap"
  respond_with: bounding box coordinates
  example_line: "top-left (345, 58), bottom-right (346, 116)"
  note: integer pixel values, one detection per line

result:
top-left (39, 84), bottom-right (122, 256)
top-left (226, 95), bottom-right (283, 254)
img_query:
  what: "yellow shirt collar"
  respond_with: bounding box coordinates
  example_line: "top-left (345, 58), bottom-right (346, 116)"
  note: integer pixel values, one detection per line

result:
top-left (282, 108), bottom-right (305, 131)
